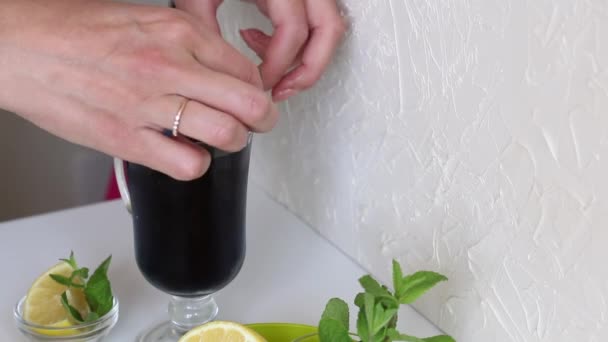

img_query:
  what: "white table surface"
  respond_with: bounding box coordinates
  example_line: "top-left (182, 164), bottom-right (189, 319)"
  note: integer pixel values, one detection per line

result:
top-left (0, 186), bottom-right (442, 341)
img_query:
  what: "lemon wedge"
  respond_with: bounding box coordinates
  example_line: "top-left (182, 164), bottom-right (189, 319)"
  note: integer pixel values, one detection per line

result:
top-left (23, 261), bottom-right (89, 328)
top-left (32, 319), bottom-right (81, 337)
top-left (179, 321), bottom-right (268, 342)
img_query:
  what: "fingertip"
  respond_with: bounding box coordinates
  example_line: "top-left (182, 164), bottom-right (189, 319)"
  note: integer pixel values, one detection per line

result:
top-left (173, 146), bottom-right (211, 181)
top-left (272, 88), bottom-right (297, 102)
top-left (257, 23), bottom-right (309, 89)
top-left (259, 62), bottom-right (281, 90)
top-left (263, 100), bottom-right (281, 130)
top-left (274, 66), bottom-right (306, 90)
top-left (136, 130), bottom-right (212, 181)
top-left (240, 29), bottom-right (271, 60)
top-left (241, 28), bottom-right (272, 41)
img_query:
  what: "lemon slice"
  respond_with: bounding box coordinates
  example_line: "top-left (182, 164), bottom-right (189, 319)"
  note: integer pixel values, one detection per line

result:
top-left (179, 321), bottom-right (268, 342)
top-left (32, 320), bottom-right (80, 337)
top-left (23, 261), bottom-right (89, 326)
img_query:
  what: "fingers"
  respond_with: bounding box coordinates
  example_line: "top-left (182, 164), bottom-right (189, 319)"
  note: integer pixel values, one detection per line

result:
top-left (172, 3), bottom-right (264, 89)
top-left (258, 0), bottom-right (309, 90)
top-left (240, 28), bottom-right (304, 76)
top-left (144, 95), bottom-right (250, 153)
top-left (272, 0), bottom-right (346, 101)
top-left (193, 32), bottom-right (264, 89)
top-left (169, 63), bottom-right (279, 133)
top-left (133, 129), bottom-right (211, 181)
top-left (240, 0), bottom-right (346, 99)
top-left (178, 100), bottom-right (250, 152)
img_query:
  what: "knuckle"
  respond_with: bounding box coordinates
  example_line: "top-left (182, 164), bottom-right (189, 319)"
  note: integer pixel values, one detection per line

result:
top-left (163, 15), bottom-right (197, 44)
top-left (217, 50), bottom-right (261, 87)
top-left (244, 91), bottom-right (271, 125)
top-left (242, 63), bottom-right (263, 88)
top-left (212, 119), bottom-right (245, 149)
top-left (335, 17), bottom-right (348, 36)
top-left (289, 24), bottom-right (310, 45)
top-left (127, 47), bottom-right (176, 77)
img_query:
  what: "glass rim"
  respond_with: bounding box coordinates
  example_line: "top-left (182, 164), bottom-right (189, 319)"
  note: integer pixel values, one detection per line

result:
top-left (292, 332), bottom-right (359, 342)
top-left (14, 295), bottom-right (119, 333)
top-left (195, 131), bottom-right (254, 158)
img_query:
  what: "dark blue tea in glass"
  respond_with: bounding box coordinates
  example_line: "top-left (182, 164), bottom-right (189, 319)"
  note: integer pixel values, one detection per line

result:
top-left (118, 141), bottom-right (252, 342)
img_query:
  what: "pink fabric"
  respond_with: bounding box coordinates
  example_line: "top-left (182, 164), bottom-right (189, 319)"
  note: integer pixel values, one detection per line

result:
top-left (105, 172), bottom-right (120, 200)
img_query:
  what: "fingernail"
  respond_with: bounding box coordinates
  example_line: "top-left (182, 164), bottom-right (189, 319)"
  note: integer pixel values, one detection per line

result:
top-left (273, 88), bottom-right (298, 102)
top-left (281, 71), bottom-right (304, 89)
top-left (280, 78), bottom-right (297, 90)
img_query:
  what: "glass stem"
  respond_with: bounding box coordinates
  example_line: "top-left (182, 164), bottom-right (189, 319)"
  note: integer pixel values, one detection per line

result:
top-left (168, 295), bottom-right (219, 334)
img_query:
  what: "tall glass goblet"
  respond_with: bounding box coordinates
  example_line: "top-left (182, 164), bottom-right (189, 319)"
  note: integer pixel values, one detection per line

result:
top-left (114, 137), bottom-right (252, 342)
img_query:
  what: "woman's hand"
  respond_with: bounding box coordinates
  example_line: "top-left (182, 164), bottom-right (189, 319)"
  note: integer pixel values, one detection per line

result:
top-left (175, 0), bottom-right (346, 102)
top-left (0, 0), bottom-right (277, 180)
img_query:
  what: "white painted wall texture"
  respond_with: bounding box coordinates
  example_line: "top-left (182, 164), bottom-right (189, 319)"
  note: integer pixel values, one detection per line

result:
top-left (223, 1), bottom-right (608, 341)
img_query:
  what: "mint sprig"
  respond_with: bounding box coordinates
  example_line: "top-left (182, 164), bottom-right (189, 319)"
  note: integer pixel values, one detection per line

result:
top-left (50, 252), bottom-right (114, 323)
top-left (319, 260), bottom-right (454, 342)
top-left (59, 251), bottom-right (78, 269)
top-left (84, 256), bottom-right (114, 317)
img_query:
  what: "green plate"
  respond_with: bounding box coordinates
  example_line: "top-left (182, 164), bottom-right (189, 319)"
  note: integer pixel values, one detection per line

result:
top-left (247, 323), bottom-right (318, 342)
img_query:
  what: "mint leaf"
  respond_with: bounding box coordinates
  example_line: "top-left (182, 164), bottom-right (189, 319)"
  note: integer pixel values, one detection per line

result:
top-left (359, 275), bottom-right (392, 297)
top-left (354, 293), bottom-right (365, 308)
top-left (49, 274), bottom-right (84, 289)
top-left (319, 318), bottom-right (353, 342)
top-left (71, 267), bottom-right (89, 280)
top-left (60, 292), bottom-right (83, 322)
top-left (371, 302), bottom-right (397, 336)
top-left (393, 260), bottom-right (404, 293)
top-left (319, 298), bottom-right (352, 342)
top-left (85, 255), bottom-right (114, 317)
top-left (396, 271), bottom-right (447, 304)
top-left (363, 293), bottom-right (374, 339)
top-left (85, 312), bottom-right (100, 322)
top-left (371, 302), bottom-right (386, 335)
top-left (321, 298), bottom-right (349, 328)
top-left (356, 309), bottom-right (370, 342)
top-left (49, 274), bottom-right (72, 287)
top-left (60, 251), bottom-right (78, 269)
top-left (359, 275), bottom-right (399, 314)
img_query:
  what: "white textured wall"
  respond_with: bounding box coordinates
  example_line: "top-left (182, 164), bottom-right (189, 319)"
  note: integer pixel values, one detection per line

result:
top-left (219, 1), bottom-right (608, 341)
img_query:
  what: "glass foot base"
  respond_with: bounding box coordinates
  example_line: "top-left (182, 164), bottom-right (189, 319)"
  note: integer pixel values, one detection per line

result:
top-left (137, 295), bottom-right (219, 342)
top-left (137, 321), bottom-right (182, 342)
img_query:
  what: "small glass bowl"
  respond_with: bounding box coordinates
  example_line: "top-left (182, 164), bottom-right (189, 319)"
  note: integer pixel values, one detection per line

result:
top-left (14, 296), bottom-right (119, 341)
